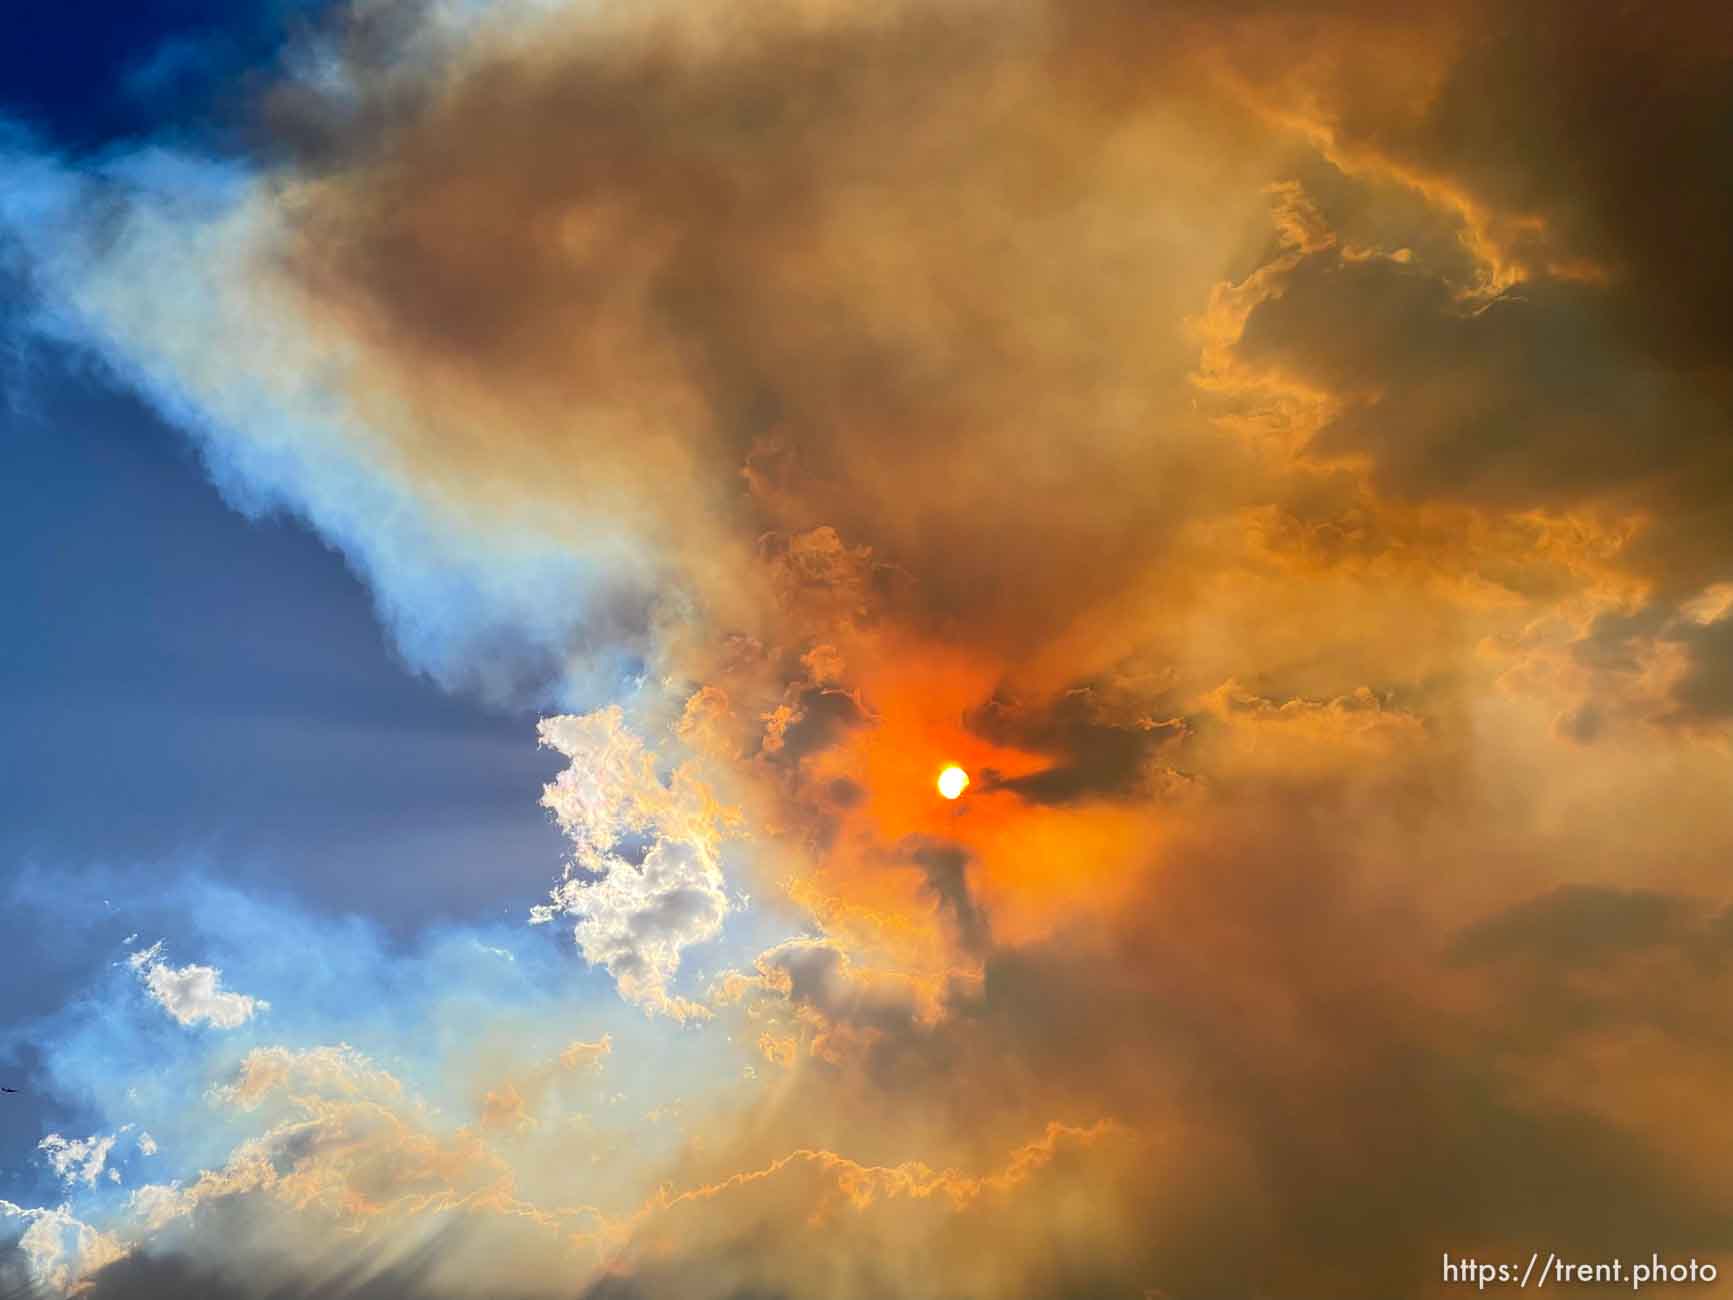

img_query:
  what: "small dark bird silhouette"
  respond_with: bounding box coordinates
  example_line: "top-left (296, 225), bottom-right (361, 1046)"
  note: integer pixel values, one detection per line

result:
top-left (1, 1087), bottom-right (18, 1094)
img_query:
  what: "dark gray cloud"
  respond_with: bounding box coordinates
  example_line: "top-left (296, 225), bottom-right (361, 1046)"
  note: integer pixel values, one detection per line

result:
top-left (1452, 886), bottom-right (1705, 969)
top-left (899, 836), bottom-right (989, 955)
top-left (966, 686), bottom-right (1188, 806)
top-left (72, 1238), bottom-right (460, 1300)
top-left (1235, 255), bottom-right (1733, 525)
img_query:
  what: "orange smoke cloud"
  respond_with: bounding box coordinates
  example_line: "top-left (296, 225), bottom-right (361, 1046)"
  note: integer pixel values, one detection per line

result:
top-left (16, 0), bottom-right (1733, 1297)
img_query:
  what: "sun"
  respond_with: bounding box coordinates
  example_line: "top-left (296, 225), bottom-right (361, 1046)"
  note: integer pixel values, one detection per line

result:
top-left (937, 765), bottom-right (970, 800)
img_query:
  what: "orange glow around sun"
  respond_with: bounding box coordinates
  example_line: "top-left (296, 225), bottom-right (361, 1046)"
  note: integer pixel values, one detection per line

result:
top-left (937, 765), bottom-right (970, 799)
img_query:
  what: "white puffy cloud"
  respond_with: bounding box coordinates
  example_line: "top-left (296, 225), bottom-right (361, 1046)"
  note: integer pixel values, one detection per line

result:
top-left (39, 1131), bottom-right (119, 1188)
top-left (532, 708), bottom-right (735, 1020)
top-left (128, 942), bottom-right (268, 1029)
top-left (1, 1200), bottom-right (127, 1295)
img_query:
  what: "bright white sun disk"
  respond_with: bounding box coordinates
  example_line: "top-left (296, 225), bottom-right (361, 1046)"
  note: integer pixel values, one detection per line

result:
top-left (937, 766), bottom-right (969, 799)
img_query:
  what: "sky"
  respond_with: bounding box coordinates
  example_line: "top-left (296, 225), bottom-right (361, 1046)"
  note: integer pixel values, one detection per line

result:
top-left (1, 1), bottom-right (1730, 1298)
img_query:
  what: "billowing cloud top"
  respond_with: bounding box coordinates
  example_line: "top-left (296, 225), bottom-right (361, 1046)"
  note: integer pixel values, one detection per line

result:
top-left (2, 0), bottom-right (1732, 1296)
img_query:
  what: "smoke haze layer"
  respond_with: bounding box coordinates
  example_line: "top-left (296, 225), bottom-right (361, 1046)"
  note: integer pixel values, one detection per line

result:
top-left (2, 1), bottom-right (1731, 1297)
